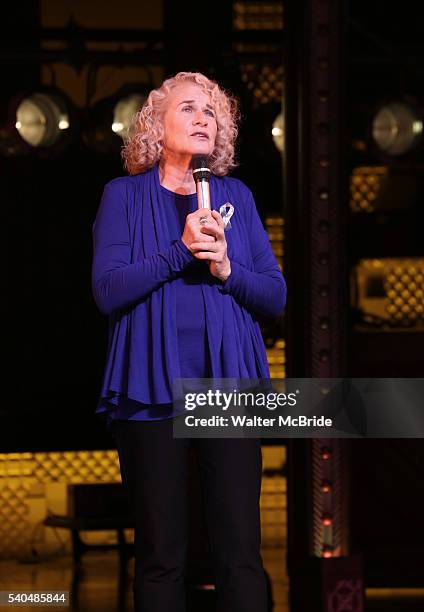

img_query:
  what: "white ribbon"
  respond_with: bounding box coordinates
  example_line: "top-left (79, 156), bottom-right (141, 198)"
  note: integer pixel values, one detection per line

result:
top-left (219, 202), bottom-right (234, 230)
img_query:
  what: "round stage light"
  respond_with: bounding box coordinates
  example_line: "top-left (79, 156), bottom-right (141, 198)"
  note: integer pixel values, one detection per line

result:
top-left (0, 88), bottom-right (76, 156)
top-left (15, 93), bottom-right (71, 147)
top-left (372, 101), bottom-right (423, 156)
top-left (84, 88), bottom-right (147, 154)
top-left (112, 94), bottom-right (146, 140)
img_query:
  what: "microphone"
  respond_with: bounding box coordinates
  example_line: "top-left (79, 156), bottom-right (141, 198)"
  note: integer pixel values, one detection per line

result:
top-left (191, 155), bottom-right (211, 211)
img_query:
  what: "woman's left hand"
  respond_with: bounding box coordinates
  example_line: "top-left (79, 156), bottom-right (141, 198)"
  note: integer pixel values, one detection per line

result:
top-left (189, 210), bottom-right (231, 283)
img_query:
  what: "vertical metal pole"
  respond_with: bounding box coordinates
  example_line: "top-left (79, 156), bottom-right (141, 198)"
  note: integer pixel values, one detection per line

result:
top-left (283, 0), bottom-right (361, 609)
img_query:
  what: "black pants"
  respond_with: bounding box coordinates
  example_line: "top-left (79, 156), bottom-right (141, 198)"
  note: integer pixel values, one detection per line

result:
top-left (112, 417), bottom-right (268, 612)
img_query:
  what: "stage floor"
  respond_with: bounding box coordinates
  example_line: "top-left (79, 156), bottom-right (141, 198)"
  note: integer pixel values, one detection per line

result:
top-left (0, 547), bottom-right (423, 611)
top-left (0, 545), bottom-right (288, 612)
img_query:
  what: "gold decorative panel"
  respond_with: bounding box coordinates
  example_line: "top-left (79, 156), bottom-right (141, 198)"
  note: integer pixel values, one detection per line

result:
top-left (350, 166), bottom-right (388, 213)
top-left (0, 446), bottom-right (286, 559)
top-left (266, 215), bottom-right (284, 271)
top-left (240, 63), bottom-right (284, 104)
top-left (261, 445), bottom-right (286, 546)
top-left (267, 340), bottom-right (286, 378)
top-left (0, 451), bottom-right (120, 559)
top-left (233, 1), bottom-right (284, 30)
top-left (352, 258), bottom-right (424, 329)
top-left (31, 450), bottom-right (120, 484)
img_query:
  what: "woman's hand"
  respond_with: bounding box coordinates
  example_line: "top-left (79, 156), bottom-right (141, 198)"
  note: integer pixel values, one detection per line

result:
top-left (186, 210), bottom-right (231, 283)
top-left (181, 209), bottom-right (216, 252)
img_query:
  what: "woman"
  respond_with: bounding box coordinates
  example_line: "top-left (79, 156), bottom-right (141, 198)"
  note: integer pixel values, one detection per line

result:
top-left (92, 71), bottom-right (286, 612)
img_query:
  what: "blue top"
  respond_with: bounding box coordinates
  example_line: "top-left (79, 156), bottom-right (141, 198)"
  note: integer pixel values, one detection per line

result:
top-left (91, 164), bottom-right (286, 421)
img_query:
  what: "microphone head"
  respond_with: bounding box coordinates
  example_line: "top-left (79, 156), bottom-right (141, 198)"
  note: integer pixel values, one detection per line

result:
top-left (191, 155), bottom-right (211, 183)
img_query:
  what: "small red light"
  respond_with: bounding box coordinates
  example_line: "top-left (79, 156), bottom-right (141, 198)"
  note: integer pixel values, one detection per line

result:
top-left (321, 514), bottom-right (333, 526)
top-left (321, 480), bottom-right (332, 493)
top-left (321, 447), bottom-right (332, 460)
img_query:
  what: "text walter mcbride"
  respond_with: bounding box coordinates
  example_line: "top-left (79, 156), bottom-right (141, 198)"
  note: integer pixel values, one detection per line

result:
top-left (231, 415), bottom-right (333, 427)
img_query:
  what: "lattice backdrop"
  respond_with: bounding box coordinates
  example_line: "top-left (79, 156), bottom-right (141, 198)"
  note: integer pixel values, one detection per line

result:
top-left (0, 445), bottom-right (285, 559)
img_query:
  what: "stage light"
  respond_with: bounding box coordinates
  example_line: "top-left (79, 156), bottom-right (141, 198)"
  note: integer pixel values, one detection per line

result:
top-left (0, 89), bottom-right (76, 156)
top-left (84, 87), bottom-right (147, 154)
top-left (272, 112), bottom-right (284, 153)
top-left (372, 101), bottom-right (423, 156)
top-left (112, 94), bottom-right (145, 140)
top-left (15, 93), bottom-right (71, 147)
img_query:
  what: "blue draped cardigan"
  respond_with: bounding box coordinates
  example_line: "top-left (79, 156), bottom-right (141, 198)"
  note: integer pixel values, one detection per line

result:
top-left (91, 164), bottom-right (286, 415)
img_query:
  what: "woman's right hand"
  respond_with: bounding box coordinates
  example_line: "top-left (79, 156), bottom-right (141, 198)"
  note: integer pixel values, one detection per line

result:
top-left (181, 209), bottom-right (216, 254)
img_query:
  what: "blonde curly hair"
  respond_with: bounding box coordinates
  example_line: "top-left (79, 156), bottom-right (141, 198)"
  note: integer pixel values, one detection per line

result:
top-left (122, 71), bottom-right (240, 176)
